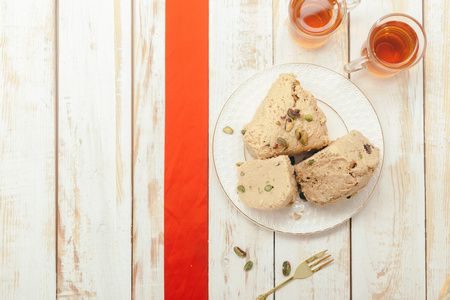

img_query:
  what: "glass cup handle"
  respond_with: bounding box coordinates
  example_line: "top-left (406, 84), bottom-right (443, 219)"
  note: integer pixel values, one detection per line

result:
top-left (346, 0), bottom-right (361, 11)
top-left (344, 55), bottom-right (369, 73)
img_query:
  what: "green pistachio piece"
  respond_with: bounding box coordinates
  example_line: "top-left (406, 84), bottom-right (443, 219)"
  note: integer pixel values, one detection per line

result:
top-left (300, 132), bottom-right (308, 146)
top-left (282, 261), bottom-right (291, 276)
top-left (304, 114), bottom-right (313, 122)
top-left (223, 126), bottom-right (234, 134)
top-left (233, 246), bottom-right (247, 258)
top-left (264, 185), bottom-right (274, 192)
top-left (244, 261), bottom-right (253, 271)
top-left (285, 119), bottom-right (294, 132)
top-left (295, 128), bottom-right (302, 140)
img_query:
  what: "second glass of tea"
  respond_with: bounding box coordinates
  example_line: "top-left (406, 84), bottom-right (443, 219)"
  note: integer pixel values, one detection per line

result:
top-left (344, 13), bottom-right (426, 77)
top-left (289, 0), bottom-right (361, 48)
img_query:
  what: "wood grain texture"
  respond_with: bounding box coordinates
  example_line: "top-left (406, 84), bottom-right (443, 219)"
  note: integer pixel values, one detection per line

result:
top-left (57, 0), bottom-right (132, 298)
top-left (209, 1), bottom-right (275, 299)
top-left (424, 1), bottom-right (450, 298)
top-left (0, 0), bottom-right (56, 298)
top-left (1, 0), bottom-right (447, 297)
top-left (132, 0), bottom-right (165, 298)
top-left (272, 1), bottom-right (350, 299)
top-left (350, 1), bottom-right (425, 298)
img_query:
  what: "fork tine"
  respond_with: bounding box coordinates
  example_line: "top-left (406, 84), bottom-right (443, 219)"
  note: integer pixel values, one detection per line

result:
top-left (308, 254), bottom-right (332, 268)
top-left (305, 250), bottom-right (327, 263)
top-left (312, 258), bottom-right (334, 273)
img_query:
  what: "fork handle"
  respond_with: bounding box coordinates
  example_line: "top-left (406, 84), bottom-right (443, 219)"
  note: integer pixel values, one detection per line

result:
top-left (256, 276), bottom-right (294, 299)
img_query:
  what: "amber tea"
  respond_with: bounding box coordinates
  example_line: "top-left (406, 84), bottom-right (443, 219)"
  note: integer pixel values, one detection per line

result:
top-left (345, 14), bottom-right (426, 77)
top-left (370, 21), bottom-right (418, 66)
top-left (290, 0), bottom-right (343, 35)
top-left (288, 0), bottom-right (358, 48)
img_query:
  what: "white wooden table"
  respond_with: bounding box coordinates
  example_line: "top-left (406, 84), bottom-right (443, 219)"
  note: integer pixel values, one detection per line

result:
top-left (0, 0), bottom-right (449, 299)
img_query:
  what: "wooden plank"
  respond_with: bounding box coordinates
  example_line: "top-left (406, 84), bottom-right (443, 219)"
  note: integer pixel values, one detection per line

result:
top-left (349, 1), bottom-right (425, 298)
top-left (132, 0), bottom-right (165, 298)
top-left (424, 1), bottom-right (450, 298)
top-left (57, 0), bottom-right (132, 298)
top-left (209, 1), bottom-right (275, 299)
top-left (272, 1), bottom-right (351, 299)
top-left (0, 1), bottom-right (56, 298)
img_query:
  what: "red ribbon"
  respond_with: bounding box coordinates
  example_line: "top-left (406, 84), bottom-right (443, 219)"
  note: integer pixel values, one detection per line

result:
top-left (165, 0), bottom-right (208, 298)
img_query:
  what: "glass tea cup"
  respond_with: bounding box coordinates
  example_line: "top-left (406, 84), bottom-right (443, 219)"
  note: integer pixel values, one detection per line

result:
top-left (289, 0), bottom-right (361, 49)
top-left (344, 13), bottom-right (426, 77)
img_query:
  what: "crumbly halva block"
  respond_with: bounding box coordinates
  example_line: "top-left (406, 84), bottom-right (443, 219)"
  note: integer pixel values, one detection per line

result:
top-left (295, 130), bottom-right (380, 205)
top-left (243, 73), bottom-right (329, 159)
top-left (237, 156), bottom-right (298, 210)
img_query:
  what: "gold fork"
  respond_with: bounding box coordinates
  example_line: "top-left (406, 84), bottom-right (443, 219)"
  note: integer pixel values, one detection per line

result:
top-left (256, 250), bottom-right (334, 300)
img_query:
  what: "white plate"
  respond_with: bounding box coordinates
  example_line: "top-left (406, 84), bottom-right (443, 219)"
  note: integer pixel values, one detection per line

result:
top-left (213, 63), bottom-right (384, 235)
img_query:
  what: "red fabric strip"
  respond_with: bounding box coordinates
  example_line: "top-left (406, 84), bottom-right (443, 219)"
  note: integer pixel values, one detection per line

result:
top-left (165, 0), bottom-right (208, 299)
